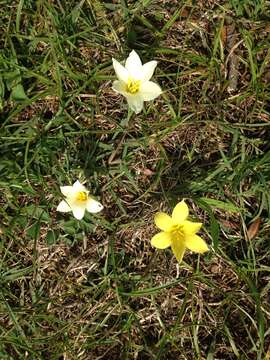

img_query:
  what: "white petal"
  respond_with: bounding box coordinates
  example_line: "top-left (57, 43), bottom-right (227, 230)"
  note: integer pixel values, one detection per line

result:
top-left (112, 80), bottom-right (128, 96)
top-left (126, 95), bottom-right (144, 114)
top-left (86, 198), bottom-right (103, 213)
top-left (73, 180), bottom-right (86, 192)
top-left (71, 205), bottom-right (86, 220)
top-left (140, 81), bottom-right (162, 101)
top-left (141, 61), bottom-right (157, 81)
top-left (57, 200), bottom-right (71, 213)
top-left (60, 186), bottom-right (73, 197)
top-left (125, 50), bottom-right (143, 80)
top-left (112, 58), bottom-right (129, 83)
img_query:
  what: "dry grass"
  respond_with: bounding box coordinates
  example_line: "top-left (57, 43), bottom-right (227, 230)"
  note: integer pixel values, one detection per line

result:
top-left (1, 0), bottom-right (270, 359)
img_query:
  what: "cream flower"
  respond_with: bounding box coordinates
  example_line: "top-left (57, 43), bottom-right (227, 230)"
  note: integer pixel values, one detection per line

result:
top-left (151, 200), bottom-right (209, 263)
top-left (57, 180), bottom-right (103, 220)
top-left (112, 50), bottom-right (162, 114)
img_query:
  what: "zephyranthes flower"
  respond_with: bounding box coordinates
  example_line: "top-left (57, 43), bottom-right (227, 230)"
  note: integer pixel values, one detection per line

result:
top-left (112, 50), bottom-right (162, 114)
top-left (57, 180), bottom-right (103, 220)
top-left (151, 200), bottom-right (208, 263)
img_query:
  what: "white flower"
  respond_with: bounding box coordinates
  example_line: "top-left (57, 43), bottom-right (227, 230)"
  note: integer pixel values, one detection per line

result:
top-left (57, 180), bottom-right (103, 220)
top-left (112, 50), bottom-right (162, 114)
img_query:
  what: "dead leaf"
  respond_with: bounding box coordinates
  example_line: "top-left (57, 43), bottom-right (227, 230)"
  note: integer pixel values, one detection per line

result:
top-left (247, 218), bottom-right (261, 240)
top-left (142, 168), bottom-right (154, 176)
top-left (219, 219), bottom-right (239, 230)
top-left (221, 25), bottom-right (228, 47)
top-left (223, 18), bottom-right (240, 93)
top-left (179, 7), bottom-right (191, 19)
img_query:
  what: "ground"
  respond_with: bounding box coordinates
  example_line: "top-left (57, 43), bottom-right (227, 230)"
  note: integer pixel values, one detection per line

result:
top-left (1, 0), bottom-right (270, 359)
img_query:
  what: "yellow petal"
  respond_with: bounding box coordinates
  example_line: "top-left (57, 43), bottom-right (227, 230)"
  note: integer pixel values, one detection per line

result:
top-left (171, 238), bottom-right (186, 263)
top-left (154, 212), bottom-right (173, 231)
top-left (185, 234), bottom-right (208, 254)
top-left (151, 232), bottom-right (172, 249)
top-left (182, 220), bottom-right (202, 235)
top-left (172, 200), bottom-right (189, 224)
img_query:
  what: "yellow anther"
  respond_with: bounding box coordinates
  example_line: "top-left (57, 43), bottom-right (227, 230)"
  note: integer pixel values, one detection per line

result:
top-left (126, 78), bottom-right (141, 94)
top-left (76, 191), bottom-right (88, 202)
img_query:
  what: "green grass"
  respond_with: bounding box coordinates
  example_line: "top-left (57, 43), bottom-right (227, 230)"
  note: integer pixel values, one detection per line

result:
top-left (1, 0), bottom-right (270, 359)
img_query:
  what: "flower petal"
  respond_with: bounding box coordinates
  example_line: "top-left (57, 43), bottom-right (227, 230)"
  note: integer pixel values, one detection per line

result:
top-left (112, 58), bottom-right (129, 83)
top-left (185, 234), bottom-right (209, 254)
top-left (112, 80), bottom-right (128, 96)
top-left (172, 200), bottom-right (189, 224)
top-left (57, 200), bottom-right (71, 213)
top-left (171, 238), bottom-right (186, 263)
top-left (60, 186), bottom-right (73, 197)
top-left (141, 60), bottom-right (158, 81)
top-left (73, 180), bottom-right (86, 192)
top-left (151, 231), bottom-right (172, 249)
top-left (154, 212), bottom-right (173, 231)
top-left (182, 220), bottom-right (202, 235)
top-left (126, 94), bottom-right (144, 114)
top-left (86, 198), bottom-right (103, 213)
top-left (71, 205), bottom-right (86, 220)
top-left (139, 81), bottom-right (162, 101)
top-left (125, 50), bottom-right (142, 80)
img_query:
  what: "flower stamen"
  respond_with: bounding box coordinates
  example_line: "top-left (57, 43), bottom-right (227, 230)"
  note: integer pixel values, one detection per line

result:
top-left (76, 191), bottom-right (88, 202)
top-left (126, 78), bottom-right (141, 94)
top-left (170, 224), bottom-right (184, 239)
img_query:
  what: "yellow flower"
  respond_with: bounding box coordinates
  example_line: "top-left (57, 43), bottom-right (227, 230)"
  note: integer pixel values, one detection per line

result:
top-left (112, 50), bottom-right (162, 114)
top-left (57, 180), bottom-right (103, 220)
top-left (151, 200), bottom-right (209, 263)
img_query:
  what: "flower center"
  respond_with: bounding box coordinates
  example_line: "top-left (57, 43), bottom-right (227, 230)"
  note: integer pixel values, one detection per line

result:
top-left (170, 224), bottom-right (184, 239)
top-left (126, 78), bottom-right (141, 94)
top-left (76, 191), bottom-right (88, 202)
